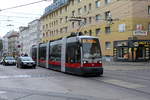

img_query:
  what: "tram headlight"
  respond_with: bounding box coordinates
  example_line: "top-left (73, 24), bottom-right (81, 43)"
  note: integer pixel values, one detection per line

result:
top-left (97, 60), bottom-right (102, 63)
top-left (83, 60), bottom-right (88, 64)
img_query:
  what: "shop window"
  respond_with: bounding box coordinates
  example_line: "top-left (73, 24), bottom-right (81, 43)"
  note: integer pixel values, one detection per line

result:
top-left (105, 42), bottom-right (111, 49)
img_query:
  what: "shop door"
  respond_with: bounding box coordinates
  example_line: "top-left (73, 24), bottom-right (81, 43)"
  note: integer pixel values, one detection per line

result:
top-left (135, 45), bottom-right (146, 61)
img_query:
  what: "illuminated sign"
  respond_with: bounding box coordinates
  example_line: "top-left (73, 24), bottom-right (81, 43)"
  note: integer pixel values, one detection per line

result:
top-left (82, 39), bottom-right (97, 43)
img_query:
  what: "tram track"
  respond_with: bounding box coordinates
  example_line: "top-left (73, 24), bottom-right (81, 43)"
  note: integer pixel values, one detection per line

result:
top-left (89, 77), bottom-right (150, 97)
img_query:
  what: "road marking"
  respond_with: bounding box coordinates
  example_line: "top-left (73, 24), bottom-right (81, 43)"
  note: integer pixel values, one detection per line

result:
top-left (102, 79), bottom-right (145, 89)
top-left (0, 75), bottom-right (31, 79)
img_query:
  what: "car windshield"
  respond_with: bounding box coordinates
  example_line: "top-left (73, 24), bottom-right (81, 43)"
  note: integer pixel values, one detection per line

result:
top-left (21, 57), bottom-right (33, 61)
top-left (5, 57), bottom-right (15, 60)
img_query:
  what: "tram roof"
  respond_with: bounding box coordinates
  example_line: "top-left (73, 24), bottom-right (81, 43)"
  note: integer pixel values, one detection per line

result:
top-left (77, 35), bottom-right (99, 39)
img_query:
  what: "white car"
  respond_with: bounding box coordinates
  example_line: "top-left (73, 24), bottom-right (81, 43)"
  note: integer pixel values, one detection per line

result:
top-left (2, 56), bottom-right (16, 65)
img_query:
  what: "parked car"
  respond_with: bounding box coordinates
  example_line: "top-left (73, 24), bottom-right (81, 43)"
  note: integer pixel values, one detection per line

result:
top-left (2, 56), bottom-right (16, 65)
top-left (0, 57), bottom-right (4, 64)
top-left (16, 56), bottom-right (36, 68)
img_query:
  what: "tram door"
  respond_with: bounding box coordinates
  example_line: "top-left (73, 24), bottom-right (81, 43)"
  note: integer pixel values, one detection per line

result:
top-left (61, 38), bottom-right (66, 72)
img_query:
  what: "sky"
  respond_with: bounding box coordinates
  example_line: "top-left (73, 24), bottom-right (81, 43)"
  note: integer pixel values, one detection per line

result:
top-left (0, 0), bottom-right (52, 37)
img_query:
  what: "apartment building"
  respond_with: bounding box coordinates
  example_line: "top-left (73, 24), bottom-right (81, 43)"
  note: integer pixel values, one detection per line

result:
top-left (19, 19), bottom-right (41, 56)
top-left (40, 0), bottom-right (150, 61)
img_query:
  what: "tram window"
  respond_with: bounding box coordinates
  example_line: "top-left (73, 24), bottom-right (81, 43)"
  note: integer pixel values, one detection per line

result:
top-left (50, 44), bottom-right (61, 61)
top-left (66, 42), bottom-right (81, 63)
top-left (39, 46), bottom-right (46, 60)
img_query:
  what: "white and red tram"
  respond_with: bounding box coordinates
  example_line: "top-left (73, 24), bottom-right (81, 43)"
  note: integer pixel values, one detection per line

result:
top-left (31, 34), bottom-right (103, 76)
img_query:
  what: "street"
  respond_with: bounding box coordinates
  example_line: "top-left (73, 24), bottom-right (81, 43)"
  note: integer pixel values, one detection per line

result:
top-left (0, 63), bottom-right (150, 100)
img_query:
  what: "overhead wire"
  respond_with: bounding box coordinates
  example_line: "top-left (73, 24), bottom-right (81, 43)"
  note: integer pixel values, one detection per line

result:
top-left (0, 0), bottom-right (48, 11)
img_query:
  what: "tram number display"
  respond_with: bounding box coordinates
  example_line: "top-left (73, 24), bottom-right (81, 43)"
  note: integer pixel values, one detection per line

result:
top-left (82, 39), bottom-right (97, 43)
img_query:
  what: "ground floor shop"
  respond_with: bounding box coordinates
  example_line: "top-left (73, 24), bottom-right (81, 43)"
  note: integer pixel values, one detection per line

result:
top-left (113, 40), bottom-right (150, 62)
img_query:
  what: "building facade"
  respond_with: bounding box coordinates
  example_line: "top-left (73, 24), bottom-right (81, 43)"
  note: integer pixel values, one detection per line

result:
top-left (40, 0), bottom-right (150, 61)
top-left (2, 33), bottom-right (9, 56)
top-left (19, 19), bottom-right (41, 56)
top-left (7, 31), bottom-right (19, 57)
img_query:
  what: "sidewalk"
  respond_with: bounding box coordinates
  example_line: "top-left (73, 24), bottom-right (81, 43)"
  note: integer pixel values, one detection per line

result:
top-left (103, 61), bottom-right (150, 71)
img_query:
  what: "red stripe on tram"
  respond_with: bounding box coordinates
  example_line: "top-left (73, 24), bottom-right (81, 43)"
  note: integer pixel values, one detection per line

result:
top-left (39, 59), bottom-right (46, 63)
top-left (65, 63), bottom-right (81, 68)
top-left (83, 63), bottom-right (102, 67)
top-left (48, 61), bottom-right (61, 66)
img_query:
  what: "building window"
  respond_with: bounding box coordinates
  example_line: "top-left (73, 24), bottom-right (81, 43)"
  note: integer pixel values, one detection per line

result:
top-left (72, 10), bottom-right (75, 16)
top-left (65, 16), bottom-right (68, 22)
top-left (89, 17), bottom-right (92, 24)
top-left (60, 9), bottom-right (62, 14)
top-left (105, 42), bottom-right (111, 49)
top-left (84, 18), bottom-right (87, 25)
top-left (78, 0), bottom-right (81, 3)
top-left (119, 24), bottom-right (126, 32)
top-left (72, 0), bottom-right (74, 5)
top-left (105, 27), bottom-right (111, 34)
top-left (84, 31), bottom-right (88, 35)
top-left (46, 24), bottom-right (48, 29)
top-left (148, 23), bottom-right (150, 32)
top-left (105, 0), bottom-right (111, 4)
top-left (72, 22), bottom-right (75, 28)
top-left (78, 21), bottom-right (82, 26)
top-left (89, 3), bottom-right (92, 10)
top-left (84, 5), bottom-right (87, 12)
top-left (43, 25), bottom-right (45, 30)
top-left (95, 14), bottom-right (101, 21)
top-left (105, 11), bottom-right (111, 20)
top-left (78, 8), bottom-right (82, 15)
top-left (96, 28), bottom-right (101, 36)
top-left (60, 18), bottom-right (63, 23)
top-left (148, 6), bottom-right (150, 14)
top-left (95, 0), bottom-right (101, 8)
top-left (65, 6), bottom-right (68, 12)
top-left (89, 30), bottom-right (92, 36)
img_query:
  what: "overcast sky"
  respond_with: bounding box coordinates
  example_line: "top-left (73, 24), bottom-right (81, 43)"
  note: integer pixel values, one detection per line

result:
top-left (0, 0), bottom-right (52, 37)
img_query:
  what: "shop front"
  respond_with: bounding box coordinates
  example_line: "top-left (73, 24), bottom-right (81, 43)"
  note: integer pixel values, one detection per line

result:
top-left (113, 40), bottom-right (150, 62)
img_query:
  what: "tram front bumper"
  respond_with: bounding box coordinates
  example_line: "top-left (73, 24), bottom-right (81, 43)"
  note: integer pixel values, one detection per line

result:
top-left (81, 67), bottom-right (103, 75)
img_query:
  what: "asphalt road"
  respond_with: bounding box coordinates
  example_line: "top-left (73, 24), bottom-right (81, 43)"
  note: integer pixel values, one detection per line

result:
top-left (0, 63), bottom-right (150, 100)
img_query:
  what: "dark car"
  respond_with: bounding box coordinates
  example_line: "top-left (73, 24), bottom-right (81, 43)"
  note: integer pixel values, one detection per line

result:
top-left (16, 56), bottom-right (36, 68)
top-left (2, 56), bottom-right (16, 65)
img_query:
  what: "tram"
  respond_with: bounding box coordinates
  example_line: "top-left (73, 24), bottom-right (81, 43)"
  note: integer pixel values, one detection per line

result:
top-left (31, 34), bottom-right (103, 76)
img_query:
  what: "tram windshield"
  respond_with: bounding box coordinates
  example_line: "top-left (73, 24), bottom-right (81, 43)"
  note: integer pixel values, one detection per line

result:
top-left (81, 38), bottom-right (101, 59)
